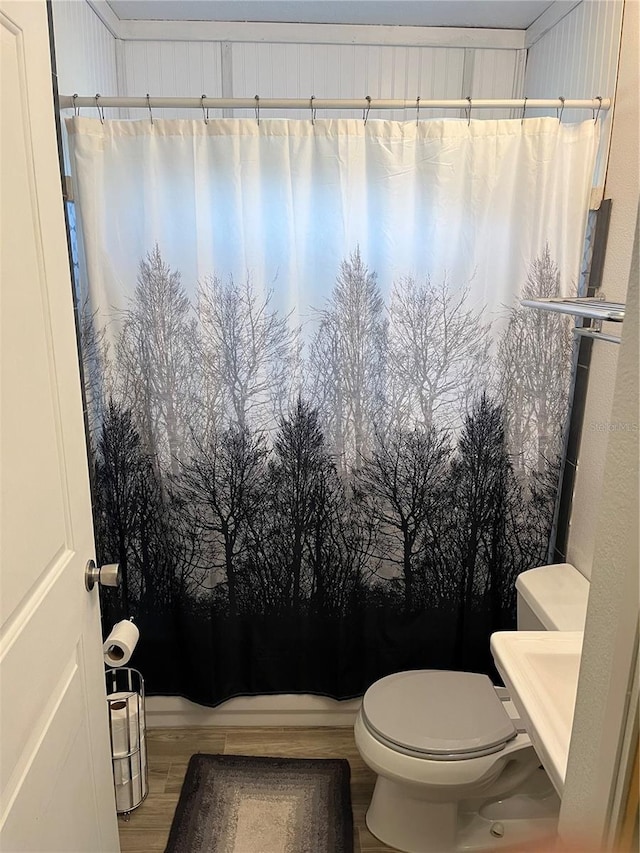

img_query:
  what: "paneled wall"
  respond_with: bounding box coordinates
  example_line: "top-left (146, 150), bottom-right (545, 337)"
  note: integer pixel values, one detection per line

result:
top-left (51, 0), bottom-right (118, 117)
top-left (119, 39), bottom-right (524, 122)
top-left (121, 40), bottom-right (223, 119)
top-left (468, 48), bottom-right (525, 118)
top-left (50, 1), bottom-right (620, 136)
top-left (525, 0), bottom-right (623, 122)
top-left (522, 1), bottom-right (626, 581)
top-left (227, 43), bottom-right (467, 120)
top-left (51, 4), bottom-right (525, 123)
top-left (51, 0), bottom-right (118, 172)
top-left (524, 0), bottom-right (629, 582)
top-left (524, 0), bottom-right (623, 182)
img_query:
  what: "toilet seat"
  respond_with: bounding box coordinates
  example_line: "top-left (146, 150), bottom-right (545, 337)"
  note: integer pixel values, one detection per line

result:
top-left (361, 670), bottom-right (517, 761)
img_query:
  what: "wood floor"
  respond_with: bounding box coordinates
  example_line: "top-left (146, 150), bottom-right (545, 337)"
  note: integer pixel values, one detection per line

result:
top-left (118, 726), bottom-right (397, 852)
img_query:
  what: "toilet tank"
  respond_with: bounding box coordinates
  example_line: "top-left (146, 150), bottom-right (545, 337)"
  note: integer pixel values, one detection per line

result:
top-left (516, 563), bottom-right (590, 631)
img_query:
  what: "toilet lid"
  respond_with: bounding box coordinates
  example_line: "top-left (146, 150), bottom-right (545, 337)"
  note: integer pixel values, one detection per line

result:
top-left (361, 670), bottom-right (517, 760)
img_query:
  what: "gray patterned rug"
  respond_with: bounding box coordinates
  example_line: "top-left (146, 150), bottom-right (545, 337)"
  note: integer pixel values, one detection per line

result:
top-left (165, 754), bottom-right (353, 853)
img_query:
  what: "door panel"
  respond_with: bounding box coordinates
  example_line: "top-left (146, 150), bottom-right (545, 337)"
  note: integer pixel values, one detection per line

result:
top-left (0, 2), bottom-right (120, 850)
top-left (1, 667), bottom-right (104, 853)
top-left (0, 6), bottom-right (68, 628)
top-left (1, 557), bottom-right (80, 795)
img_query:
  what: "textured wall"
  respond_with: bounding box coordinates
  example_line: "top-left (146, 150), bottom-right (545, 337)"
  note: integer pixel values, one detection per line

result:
top-left (560, 205), bottom-right (638, 845)
top-left (51, 0), bottom-right (119, 117)
top-left (538, 1), bottom-right (631, 580)
top-left (50, 0), bottom-right (119, 173)
top-left (560, 0), bottom-right (639, 841)
top-left (51, 5), bottom-right (525, 123)
top-left (524, 1), bottom-right (623, 121)
top-left (524, 0), bottom-right (623, 180)
top-left (524, 1), bottom-right (626, 580)
top-left (121, 40), bottom-right (223, 119)
top-left (118, 39), bottom-right (523, 121)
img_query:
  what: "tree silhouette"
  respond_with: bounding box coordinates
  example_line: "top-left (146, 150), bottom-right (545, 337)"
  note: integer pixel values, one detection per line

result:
top-left (305, 453), bottom-right (374, 616)
top-left (178, 425), bottom-right (267, 616)
top-left (263, 398), bottom-right (340, 614)
top-left (482, 441), bottom-right (523, 629)
top-left (93, 399), bottom-right (173, 615)
top-left (78, 233), bottom-right (574, 704)
top-left (93, 401), bottom-right (141, 613)
top-left (512, 455), bottom-right (562, 604)
top-left (359, 426), bottom-right (451, 611)
top-left (498, 246), bottom-right (574, 472)
top-left (117, 246), bottom-right (198, 475)
top-left (388, 276), bottom-right (491, 431)
top-left (197, 275), bottom-right (298, 434)
top-left (308, 249), bottom-right (387, 471)
top-left (450, 395), bottom-right (515, 660)
top-left (78, 298), bottom-right (111, 439)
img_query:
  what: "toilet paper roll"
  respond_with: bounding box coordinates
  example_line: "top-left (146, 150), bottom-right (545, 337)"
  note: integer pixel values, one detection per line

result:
top-left (113, 732), bottom-right (148, 812)
top-left (113, 739), bottom-right (147, 786)
top-left (108, 692), bottom-right (142, 756)
top-left (103, 620), bottom-right (139, 667)
top-left (115, 769), bottom-right (147, 813)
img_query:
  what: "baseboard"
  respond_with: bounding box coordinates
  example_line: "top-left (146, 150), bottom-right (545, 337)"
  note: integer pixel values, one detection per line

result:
top-left (145, 694), bottom-right (362, 727)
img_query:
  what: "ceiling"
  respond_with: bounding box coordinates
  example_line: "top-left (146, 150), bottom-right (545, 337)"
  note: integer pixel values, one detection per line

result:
top-left (105, 1), bottom-right (565, 30)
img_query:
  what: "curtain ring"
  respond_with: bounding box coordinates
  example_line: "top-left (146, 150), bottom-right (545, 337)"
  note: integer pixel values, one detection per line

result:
top-left (557, 96), bottom-right (565, 123)
top-left (416, 96), bottom-right (420, 127)
top-left (465, 96), bottom-right (472, 126)
top-left (363, 95), bottom-right (371, 126)
top-left (521, 96), bottom-right (527, 125)
top-left (201, 94), bottom-right (209, 124)
top-left (95, 93), bottom-right (104, 124)
top-left (254, 94), bottom-right (260, 126)
top-left (594, 95), bottom-right (603, 124)
top-left (72, 93), bottom-right (80, 117)
top-left (146, 93), bottom-right (154, 125)
top-left (310, 95), bottom-right (317, 125)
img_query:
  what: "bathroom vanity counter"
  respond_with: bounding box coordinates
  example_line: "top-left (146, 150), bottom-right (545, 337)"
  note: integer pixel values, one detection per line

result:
top-left (490, 631), bottom-right (584, 796)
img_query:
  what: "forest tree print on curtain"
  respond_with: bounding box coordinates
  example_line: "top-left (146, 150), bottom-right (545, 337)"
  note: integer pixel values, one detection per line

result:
top-left (87, 245), bottom-right (571, 701)
top-left (69, 117), bottom-right (597, 705)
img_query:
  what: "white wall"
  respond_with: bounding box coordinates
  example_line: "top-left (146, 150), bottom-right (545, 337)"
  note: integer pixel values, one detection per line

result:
top-left (120, 40), bottom-right (223, 120)
top-left (119, 38), bottom-right (523, 121)
top-left (560, 207), bottom-right (638, 843)
top-left (51, 0), bottom-right (119, 175)
top-left (525, 0), bottom-right (623, 105)
top-left (558, 1), bottom-right (639, 842)
top-left (524, 1), bottom-right (623, 129)
top-left (51, 3), bottom-right (527, 122)
top-left (51, 0), bottom-right (119, 118)
top-left (524, 0), bottom-right (627, 580)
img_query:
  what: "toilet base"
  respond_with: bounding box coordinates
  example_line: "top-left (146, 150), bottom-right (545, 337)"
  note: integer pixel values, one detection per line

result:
top-left (365, 768), bottom-right (560, 853)
top-left (366, 776), bottom-right (458, 853)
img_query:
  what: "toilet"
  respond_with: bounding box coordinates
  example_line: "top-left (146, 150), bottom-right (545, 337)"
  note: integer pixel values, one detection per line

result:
top-left (354, 563), bottom-right (590, 853)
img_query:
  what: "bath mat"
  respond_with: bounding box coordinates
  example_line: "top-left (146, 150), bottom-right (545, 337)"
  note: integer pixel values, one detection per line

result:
top-left (164, 754), bottom-right (353, 853)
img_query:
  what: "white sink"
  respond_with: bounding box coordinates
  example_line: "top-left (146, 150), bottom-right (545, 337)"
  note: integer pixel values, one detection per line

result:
top-left (490, 631), bottom-right (583, 795)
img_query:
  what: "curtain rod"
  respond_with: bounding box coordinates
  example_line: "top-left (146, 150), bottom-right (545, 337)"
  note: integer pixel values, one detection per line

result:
top-left (59, 95), bottom-right (610, 113)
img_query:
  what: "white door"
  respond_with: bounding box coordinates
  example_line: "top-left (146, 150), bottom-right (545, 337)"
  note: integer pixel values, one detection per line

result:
top-left (0, 1), bottom-right (120, 850)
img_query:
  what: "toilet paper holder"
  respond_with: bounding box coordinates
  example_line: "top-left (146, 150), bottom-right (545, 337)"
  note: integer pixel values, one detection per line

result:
top-left (105, 667), bottom-right (148, 817)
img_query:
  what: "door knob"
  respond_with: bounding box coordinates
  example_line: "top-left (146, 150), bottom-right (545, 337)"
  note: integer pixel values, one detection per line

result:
top-left (85, 560), bottom-right (120, 591)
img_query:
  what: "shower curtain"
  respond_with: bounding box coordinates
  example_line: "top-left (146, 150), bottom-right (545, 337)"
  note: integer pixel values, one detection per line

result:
top-left (68, 116), bottom-right (597, 705)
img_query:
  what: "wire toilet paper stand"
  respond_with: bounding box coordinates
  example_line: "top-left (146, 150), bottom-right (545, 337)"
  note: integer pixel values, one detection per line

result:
top-left (105, 667), bottom-right (148, 819)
